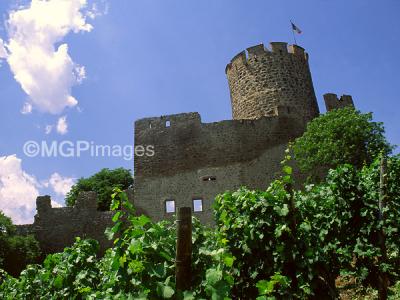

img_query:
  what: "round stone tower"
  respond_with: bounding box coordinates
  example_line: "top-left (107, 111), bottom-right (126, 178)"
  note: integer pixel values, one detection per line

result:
top-left (225, 42), bottom-right (320, 121)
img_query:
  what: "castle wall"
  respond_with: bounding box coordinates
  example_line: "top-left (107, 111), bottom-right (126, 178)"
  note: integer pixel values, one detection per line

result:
top-left (133, 111), bottom-right (306, 224)
top-left (134, 143), bottom-right (297, 225)
top-left (225, 43), bottom-right (319, 121)
top-left (16, 192), bottom-right (127, 255)
top-left (134, 110), bottom-right (304, 178)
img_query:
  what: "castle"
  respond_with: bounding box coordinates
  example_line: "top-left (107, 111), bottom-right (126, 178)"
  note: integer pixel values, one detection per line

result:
top-left (133, 42), bottom-right (353, 224)
top-left (17, 42), bottom-right (354, 253)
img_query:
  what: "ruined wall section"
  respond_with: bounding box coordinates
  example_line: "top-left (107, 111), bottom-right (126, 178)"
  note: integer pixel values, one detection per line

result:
top-left (15, 192), bottom-right (132, 255)
top-left (324, 93), bottom-right (354, 111)
top-left (32, 192), bottom-right (114, 255)
top-left (225, 42), bottom-right (319, 122)
top-left (134, 110), bottom-right (304, 180)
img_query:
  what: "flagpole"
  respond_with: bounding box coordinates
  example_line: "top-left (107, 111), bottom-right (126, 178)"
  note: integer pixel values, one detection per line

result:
top-left (290, 20), bottom-right (297, 45)
top-left (292, 28), bottom-right (297, 45)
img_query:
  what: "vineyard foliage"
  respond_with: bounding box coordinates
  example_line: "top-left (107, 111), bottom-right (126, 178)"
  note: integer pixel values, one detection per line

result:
top-left (0, 155), bottom-right (400, 299)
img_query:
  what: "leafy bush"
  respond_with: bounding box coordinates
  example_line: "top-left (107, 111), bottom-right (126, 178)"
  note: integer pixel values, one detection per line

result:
top-left (391, 281), bottom-right (400, 299)
top-left (0, 238), bottom-right (101, 299)
top-left (213, 155), bottom-right (400, 298)
top-left (65, 168), bottom-right (133, 210)
top-left (0, 189), bottom-right (234, 299)
top-left (299, 156), bottom-right (400, 286)
top-left (96, 189), bottom-right (234, 299)
top-left (293, 107), bottom-right (393, 178)
top-left (213, 173), bottom-right (338, 298)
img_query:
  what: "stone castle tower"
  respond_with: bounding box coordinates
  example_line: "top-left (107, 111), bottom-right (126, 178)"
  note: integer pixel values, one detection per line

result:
top-left (226, 42), bottom-right (319, 122)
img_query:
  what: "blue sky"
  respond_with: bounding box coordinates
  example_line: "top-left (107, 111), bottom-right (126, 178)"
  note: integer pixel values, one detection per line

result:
top-left (0, 0), bottom-right (399, 223)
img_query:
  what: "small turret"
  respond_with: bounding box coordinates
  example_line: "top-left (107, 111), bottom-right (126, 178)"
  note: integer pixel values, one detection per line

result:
top-left (323, 93), bottom-right (354, 112)
top-left (36, 195), bottom-right (52, 214)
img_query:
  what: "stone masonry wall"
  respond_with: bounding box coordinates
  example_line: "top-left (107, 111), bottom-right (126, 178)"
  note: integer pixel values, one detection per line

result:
top-left (225, 42), bottom-right (320, 122)
top-left (16, 192), bottom-right (129, 255)
top-left (134, 109), bottom-right (305, 179)
top-left (133, 110), bottom-right (307, 224)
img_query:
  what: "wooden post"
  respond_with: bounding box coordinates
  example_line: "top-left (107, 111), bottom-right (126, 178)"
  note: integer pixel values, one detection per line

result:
top-left (378, 157), bottom-right (388, 300)
top-left (175, 207), bottom-right (192, 291)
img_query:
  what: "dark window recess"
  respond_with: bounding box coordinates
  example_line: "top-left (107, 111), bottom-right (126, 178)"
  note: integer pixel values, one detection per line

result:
top-left (193, 199), bottom-right (203, 212)
top-left (202, 176), bottom-right (216, 182)
top-left (165, 200), bottom-right (175, 213)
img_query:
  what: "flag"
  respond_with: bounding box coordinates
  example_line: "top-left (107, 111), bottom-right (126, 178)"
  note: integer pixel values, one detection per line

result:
top-left (291, 22), bottom-right (302, 34)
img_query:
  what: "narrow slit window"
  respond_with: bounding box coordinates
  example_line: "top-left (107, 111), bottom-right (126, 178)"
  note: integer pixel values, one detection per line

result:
top-left (202, 176), bottom-right (216, 182)
top-left (166, 120), bottom-right (171, 127)
top-left (165, 200), bottom-right (175, 213)
top-left (193, 199), bottom-right (203, 212)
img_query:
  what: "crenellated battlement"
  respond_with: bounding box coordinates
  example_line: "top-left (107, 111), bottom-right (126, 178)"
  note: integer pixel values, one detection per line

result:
top-left (225, 41), bottom-right (319, 121)
top-left (324, 93), bottom-right (354, 112)
top-left (225, 42), bottom-right (308, 74)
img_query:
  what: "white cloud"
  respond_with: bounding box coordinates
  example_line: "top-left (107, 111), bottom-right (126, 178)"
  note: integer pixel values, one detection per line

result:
top-left (86, 1), bottom-right (109, 19)
top-left (0, 155), bottom-right (39, 224)
top-left (56, 115), bottom-right (68, 135)
top-left (1, 0), bottom-right (97, 114)
top-left (0, 155), bottom-right (74, 224)
top-left (20, 102), bottom-right (32, 114)
top-left (47, 173), bottom-right (75, 196)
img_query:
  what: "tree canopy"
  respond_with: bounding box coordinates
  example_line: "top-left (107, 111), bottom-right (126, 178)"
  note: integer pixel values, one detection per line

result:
top-left (65, 168), bottom-right (133, 211)
top-left (0, 212), bottom-right (40, 277)
top-left (293, 107), bottom-right (393, 178)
